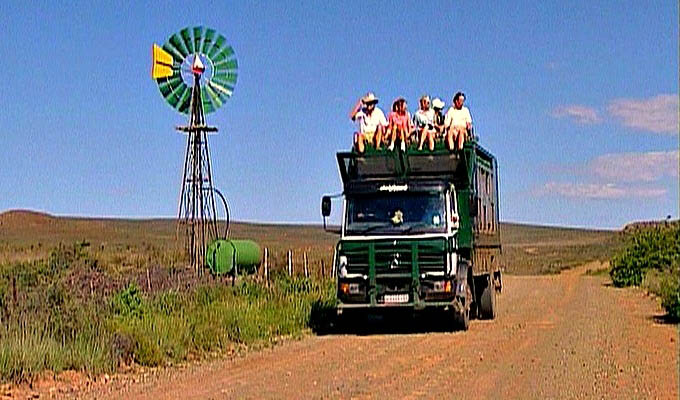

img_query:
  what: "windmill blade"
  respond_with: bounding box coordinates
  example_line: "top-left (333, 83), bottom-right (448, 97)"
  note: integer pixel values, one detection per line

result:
top-left (168, 32), bottom-right (189, 58)
top-left (166, 83), bottom-right (189, 110)
top-left (157, 73), bottom-right (184, 97)
top-left (212, 46), bottom-right (235, 64)
top-left (207, 79), bottom-right (233, 97)
top-left (161, 43), bottom-right (185, 66)
top-left (200, 86), bottom-right (216, 114)
top-left (200, 28), bottom-right (216, 54)
top-left (180, 27), bottom-right (194, 54)
top-left (212, 71), bottom-right (238, 86)
top-left (213, 61), bottom-right (238, 77)
top-left (193, 26), bottom-right (204, 55)
top-left (207, 34), bottom-right (226, 59)
top-left (204, 84), bottom-right (224, 109)
top-left (177, 87), bottom-right (192, 114)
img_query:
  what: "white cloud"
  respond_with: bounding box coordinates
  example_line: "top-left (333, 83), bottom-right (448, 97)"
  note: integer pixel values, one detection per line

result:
top-left (607, 94), bottom-right (679, 134)
top-left (540, 182), bottom-right (666, 199)
top-left (590, 150), bottom-right (679, 182)
top-left (551, 105), bottom-right (601, 124)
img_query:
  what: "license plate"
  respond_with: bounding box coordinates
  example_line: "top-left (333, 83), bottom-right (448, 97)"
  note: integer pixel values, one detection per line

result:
top-left (384, 294), bottom-right (409, 303)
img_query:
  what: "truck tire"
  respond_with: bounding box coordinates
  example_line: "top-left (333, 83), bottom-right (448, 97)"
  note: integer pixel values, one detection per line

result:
top-left (453, 304), bottom-right (470, 331)
top-left (479, 275), bottom-right (497, 319)
top-left (452, 276), bottom-right (471, 331)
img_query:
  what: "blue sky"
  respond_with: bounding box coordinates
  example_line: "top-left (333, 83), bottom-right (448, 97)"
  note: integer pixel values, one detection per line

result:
top-left (0, 1), bottom-right (677, 229)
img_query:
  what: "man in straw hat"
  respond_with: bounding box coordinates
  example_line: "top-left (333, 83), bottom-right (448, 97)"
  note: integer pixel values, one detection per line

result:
top-left (350, 92), bottom-right (388, 153)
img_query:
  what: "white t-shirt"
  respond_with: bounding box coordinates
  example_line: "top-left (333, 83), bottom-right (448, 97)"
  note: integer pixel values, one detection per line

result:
top-left (444, 106), bottom-right (472, 128)
top-left (414, 108), bottom-right (435, 129)
top-left (354, 108), bottom-right (388, 134)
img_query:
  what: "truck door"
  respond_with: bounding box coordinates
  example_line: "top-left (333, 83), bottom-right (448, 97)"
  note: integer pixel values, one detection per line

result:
top-left (448, 186), bottom-right (459, 232)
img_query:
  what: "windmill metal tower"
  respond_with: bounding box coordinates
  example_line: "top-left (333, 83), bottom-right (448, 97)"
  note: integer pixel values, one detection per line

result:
top-left (151, 26), bottom-right (238, 272)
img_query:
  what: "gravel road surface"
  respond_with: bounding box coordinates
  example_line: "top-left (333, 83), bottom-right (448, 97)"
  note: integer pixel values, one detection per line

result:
top-left (91, 262), bottom-right (678, 399)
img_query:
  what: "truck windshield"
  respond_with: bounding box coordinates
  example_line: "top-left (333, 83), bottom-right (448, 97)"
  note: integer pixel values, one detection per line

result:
top-left (345, 192), bottom-right (446, 235)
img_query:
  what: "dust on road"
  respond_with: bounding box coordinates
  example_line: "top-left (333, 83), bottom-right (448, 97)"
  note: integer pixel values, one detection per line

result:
top-left (91, 262), bottom-right (678, 399)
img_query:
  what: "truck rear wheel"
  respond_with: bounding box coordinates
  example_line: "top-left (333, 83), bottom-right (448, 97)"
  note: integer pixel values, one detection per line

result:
top-left (479, 275), bottom-right (497, 319)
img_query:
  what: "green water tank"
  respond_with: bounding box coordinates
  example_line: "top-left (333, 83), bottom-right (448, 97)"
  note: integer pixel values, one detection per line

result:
top-left (205, 239), bottom-right (261, 275)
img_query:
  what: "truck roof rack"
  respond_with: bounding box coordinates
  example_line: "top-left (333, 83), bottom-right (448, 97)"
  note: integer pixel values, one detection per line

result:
top-left (337, 140), bottom-right (495, 187)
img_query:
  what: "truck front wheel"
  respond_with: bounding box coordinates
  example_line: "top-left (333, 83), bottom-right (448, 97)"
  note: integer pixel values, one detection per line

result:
top-left (451, 278), bottom-right (471, 331)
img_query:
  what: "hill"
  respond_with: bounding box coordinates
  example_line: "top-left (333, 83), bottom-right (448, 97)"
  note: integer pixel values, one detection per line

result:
top-left (0, 210), bottom-right (621, 275)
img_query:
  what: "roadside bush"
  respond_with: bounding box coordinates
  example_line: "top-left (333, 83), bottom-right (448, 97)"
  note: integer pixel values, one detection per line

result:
top-left (111, 283), bottom-right (146, 319)
top-left (659, 267), bottom-right (680, 320)
top-left (610, 224), bottom-right (680, 288)
top-left (609, 223), bottom-right (680, 319)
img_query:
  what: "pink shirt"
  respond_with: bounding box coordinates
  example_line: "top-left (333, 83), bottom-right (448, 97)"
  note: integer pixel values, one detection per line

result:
top-left (389, 111), bottom-right (411, 131)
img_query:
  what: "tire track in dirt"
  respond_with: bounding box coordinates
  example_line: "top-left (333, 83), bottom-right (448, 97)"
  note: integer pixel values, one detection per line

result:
top-left (90, 262), bottom-right (678, 399)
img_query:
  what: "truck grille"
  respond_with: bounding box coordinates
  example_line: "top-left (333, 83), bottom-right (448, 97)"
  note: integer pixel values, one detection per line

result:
top-left (341, 239), bottom-right (446, 275)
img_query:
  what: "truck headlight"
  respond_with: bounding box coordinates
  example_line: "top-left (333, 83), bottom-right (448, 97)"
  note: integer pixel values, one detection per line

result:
top-left (338, 255), bottom-right (348, 278)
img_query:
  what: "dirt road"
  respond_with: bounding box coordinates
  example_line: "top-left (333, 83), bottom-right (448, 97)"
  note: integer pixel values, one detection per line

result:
top-left (91, 262), bottom-right (677, 399)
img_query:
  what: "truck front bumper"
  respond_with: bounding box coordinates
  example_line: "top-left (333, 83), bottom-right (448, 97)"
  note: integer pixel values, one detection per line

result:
top-left (336, 299), bottom-right (458, 314)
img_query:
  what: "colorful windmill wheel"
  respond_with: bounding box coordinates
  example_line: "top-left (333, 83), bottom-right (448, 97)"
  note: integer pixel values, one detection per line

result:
top-left (152, 26), bottom-right (238, 114)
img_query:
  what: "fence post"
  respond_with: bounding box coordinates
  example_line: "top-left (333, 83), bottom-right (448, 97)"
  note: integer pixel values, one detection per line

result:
top-left (287, 250), bottom-right (293, 276)
top-left (303, 252), bottom-right (309, 278)
top-left (263, 247), bottom-right (269, 286)
top-left (331, 251), bottom-right (336, 278)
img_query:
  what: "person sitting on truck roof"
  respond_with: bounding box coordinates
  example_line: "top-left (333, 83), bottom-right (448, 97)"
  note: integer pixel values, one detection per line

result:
top-left (444, 92), bottom-right (473, 151)
top-left (387, 97), bottom-right (413, 152)
top-left (432, 98), bottom-right (446, 139)
top-left (413, 95), bottom-right (436, 151)
top-left (350, 92), bottom-right (388, 153)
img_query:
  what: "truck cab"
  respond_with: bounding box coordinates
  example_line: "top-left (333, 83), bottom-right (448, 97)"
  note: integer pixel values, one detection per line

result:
top-left (322, 140), bottom-right (502, 330)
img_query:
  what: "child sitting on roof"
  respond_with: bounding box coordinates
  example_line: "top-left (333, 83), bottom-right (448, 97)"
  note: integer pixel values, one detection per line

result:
top-left (386, 98), bottom-right (413, 152)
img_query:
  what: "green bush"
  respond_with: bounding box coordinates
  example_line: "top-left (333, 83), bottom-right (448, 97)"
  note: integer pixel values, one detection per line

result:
top-left (610, 224), bottom-right (680, 288)
top-left (111, 283), bottom-right (146, 319)
top-left (659, 269), bottom-right (680, 320)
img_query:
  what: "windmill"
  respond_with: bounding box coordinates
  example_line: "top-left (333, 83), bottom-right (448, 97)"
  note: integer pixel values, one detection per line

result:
top-left (151, 26), bottom-right (238, 272)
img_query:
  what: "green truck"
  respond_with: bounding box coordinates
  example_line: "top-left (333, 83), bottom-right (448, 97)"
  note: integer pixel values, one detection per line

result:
top-left (321, 139), bottom-right (502, 330)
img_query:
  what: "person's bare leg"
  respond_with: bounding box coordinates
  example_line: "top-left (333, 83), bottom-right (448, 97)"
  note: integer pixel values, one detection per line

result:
top-left (418, 130), bottom-right (426, 151)
top-left (357, 133), bottom-right (365, 153)
top-left (457, 128), bottom-right (465, 151)
top-left (428, 130), bottom-right (435, 151)
top-left (446, 129), bottom-right (455, 151)
top-left (375, 126), bottom-right (383, 150)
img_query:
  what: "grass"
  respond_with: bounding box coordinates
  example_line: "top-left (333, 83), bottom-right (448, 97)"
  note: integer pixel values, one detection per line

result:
top-left (500, 223), bottom-right (622, 275)
top-left (0, 242), bottom-right (334, 383)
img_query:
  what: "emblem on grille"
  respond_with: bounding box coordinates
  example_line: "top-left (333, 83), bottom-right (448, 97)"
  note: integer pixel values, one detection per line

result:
top-left (390, 253), bottom-right (400, 269)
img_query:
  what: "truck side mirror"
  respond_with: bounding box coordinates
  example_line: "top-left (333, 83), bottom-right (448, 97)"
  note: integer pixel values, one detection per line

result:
top-left (321, 196), bottom-right (331, 217)
top-left (469, 195), bottom-right (479, 217)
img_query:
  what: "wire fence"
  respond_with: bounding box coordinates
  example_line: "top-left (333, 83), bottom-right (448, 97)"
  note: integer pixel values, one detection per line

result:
top-left (258, 247), bottom-right (335, 284)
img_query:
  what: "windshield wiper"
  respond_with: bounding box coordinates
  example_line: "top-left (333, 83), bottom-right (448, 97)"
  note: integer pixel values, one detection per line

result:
top-left (352, 223), bottom-right (393, 235)
top-left (401, 222), bottom-right (435, 234)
